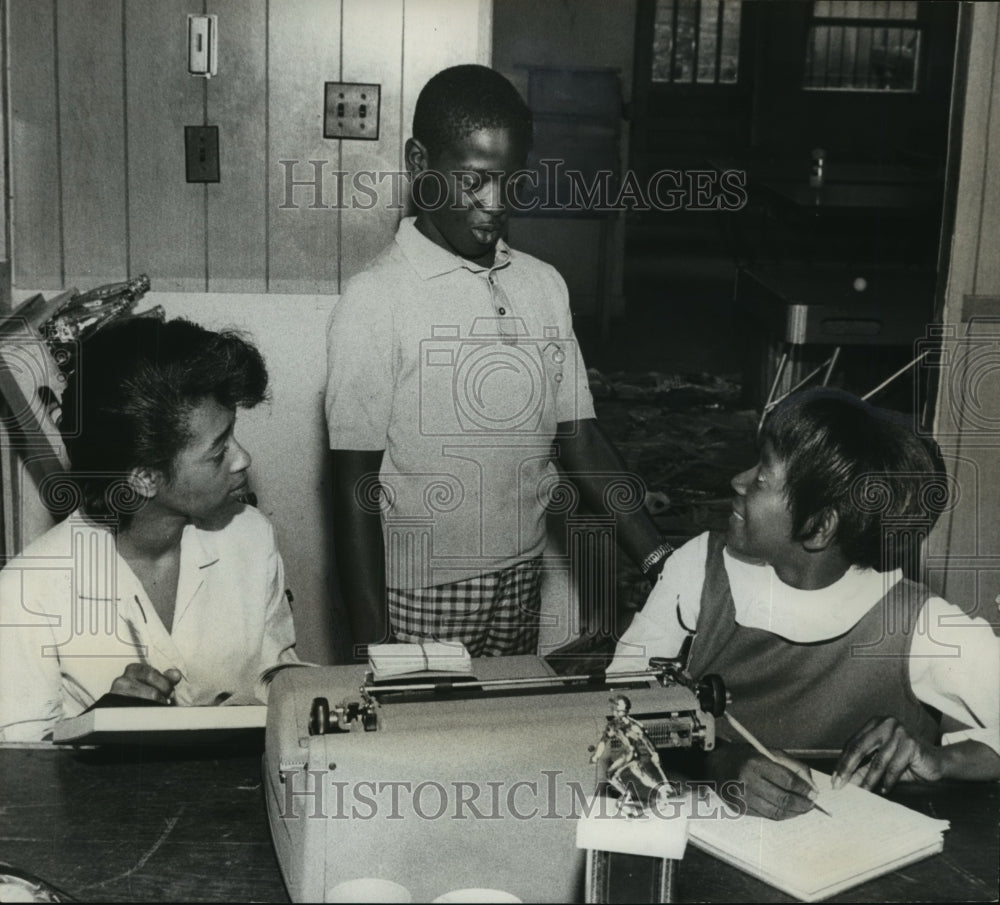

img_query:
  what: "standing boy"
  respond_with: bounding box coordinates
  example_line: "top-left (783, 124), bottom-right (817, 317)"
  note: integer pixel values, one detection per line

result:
top-left (326, 65), bottom-right (669, 658)
top-left (609, 388), bottom-right (1000, 818)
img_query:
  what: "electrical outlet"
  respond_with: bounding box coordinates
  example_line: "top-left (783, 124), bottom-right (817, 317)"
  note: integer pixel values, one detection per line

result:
top-left (324, 83), bottom-right (380, 141)
top-left (185, 126), bottom-right (220, 183)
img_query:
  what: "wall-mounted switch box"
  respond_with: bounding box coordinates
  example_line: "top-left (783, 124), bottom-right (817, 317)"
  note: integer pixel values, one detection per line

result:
top-left (324, 83), bottom-right (380, 140)
top-left (188, 14), bottom-right (217, 77)
top-left (185, 126), bottom-right (220, 183)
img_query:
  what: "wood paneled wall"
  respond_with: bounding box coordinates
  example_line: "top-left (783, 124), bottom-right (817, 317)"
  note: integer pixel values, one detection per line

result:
top-left (927, 2), bottom-right (1000, 622)
top-left (4, 0), bottom-right (490, 663)
top-left (7, 0), bottom-right (490, 294)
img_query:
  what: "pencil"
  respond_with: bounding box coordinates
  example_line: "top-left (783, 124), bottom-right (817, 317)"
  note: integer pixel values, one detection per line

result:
top-left (724, 711), bottom-right (833, 818)
top-left (127, 599), bottom-right (149, 667)
top-left (129, 597), bottom-right (181, 704)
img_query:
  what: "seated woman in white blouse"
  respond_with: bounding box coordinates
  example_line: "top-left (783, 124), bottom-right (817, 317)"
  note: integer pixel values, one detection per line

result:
top-left (0, 317), bottom-right (299, 742)
top-left (609, 388), bottom-right (1000, 819)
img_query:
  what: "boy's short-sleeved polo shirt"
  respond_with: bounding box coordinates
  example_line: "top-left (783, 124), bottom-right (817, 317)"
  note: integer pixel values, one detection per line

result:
top-left (325, 217), bottom-right (596, 589)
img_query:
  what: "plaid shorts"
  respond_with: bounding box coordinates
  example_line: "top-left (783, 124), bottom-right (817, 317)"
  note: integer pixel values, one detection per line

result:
top-left (387, 557), bottom-right (543, 657)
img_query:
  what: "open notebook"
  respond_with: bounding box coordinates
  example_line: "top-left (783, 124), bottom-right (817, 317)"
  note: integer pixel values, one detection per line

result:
top-left (51, 700), bottom-right (267, 744)
top-left (51, 662), bottom-right (313, 744)
top-left (687, 771), bottom-right (949, 902)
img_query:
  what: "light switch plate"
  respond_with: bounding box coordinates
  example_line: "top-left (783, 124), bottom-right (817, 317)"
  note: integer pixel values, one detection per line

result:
top-left (187, 14), bottom-right (217, 77)
top-left (324, 82), bottom-right (380, 140)
top-left (185, 126), bottom-right (220, 183)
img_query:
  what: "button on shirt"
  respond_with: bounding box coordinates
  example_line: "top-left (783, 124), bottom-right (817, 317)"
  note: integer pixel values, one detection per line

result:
top-left (609, 531), bottom-right (1000, 756)
top-left (325, 217), bottom-right (596, 588)
top-left (0, 506), bottom-right (299, 742)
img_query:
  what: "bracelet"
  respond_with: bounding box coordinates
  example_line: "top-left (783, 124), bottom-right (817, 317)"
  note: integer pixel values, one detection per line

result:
top-left (640, 541), bottom-right (674, 576)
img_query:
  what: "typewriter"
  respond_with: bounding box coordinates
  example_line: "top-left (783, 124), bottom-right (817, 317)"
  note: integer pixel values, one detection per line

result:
top-left (263, 654), bottom-right (725, 903)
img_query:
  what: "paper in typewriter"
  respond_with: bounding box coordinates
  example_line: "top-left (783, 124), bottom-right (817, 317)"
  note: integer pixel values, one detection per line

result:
top-left (687, 771), bottom-right (949, 902)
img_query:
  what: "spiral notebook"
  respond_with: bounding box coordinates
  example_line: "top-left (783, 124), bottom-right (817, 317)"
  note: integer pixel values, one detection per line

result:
top-left (687, 771), bottom-right (949, 902)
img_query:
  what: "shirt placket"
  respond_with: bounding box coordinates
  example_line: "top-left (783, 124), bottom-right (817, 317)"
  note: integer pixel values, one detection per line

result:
top-left (486, 269), bottom-right (518, 341)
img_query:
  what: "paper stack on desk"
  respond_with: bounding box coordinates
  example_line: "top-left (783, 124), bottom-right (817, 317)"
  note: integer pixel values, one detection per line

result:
top-left (687, 771), bottom-right (949, 902)
top-left (368, 641), bottom-right (473, 680)
top-left (575, 794), bottom-right (690, 859)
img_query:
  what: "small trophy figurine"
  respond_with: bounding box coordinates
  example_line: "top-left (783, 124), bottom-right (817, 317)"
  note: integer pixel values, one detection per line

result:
top-left (589, 694), bottom-right (678, 816)
top-left (40, 275), bottom-right (157, 377)
top-left (41, 273), bottom-right (152, 341)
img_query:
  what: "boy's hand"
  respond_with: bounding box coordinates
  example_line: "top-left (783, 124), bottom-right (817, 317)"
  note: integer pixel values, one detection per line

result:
top-left (833, 716), bottom-right (944, 793)
top-left (110, 664), bottom-right (183, 704)
top-left (706, 742), bottom-right (818, 820)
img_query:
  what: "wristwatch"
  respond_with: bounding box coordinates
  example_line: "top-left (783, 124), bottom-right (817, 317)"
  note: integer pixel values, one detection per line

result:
top-left (640, 541), bottom-right (674, 580)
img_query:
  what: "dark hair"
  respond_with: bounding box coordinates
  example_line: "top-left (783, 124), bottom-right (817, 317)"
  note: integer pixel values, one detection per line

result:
top-left (59, 317), bottom-right (268, 521)
top-left (412, 64), bottom-right (532, 158)
top-left (761, 388), bottom-right (948, 570)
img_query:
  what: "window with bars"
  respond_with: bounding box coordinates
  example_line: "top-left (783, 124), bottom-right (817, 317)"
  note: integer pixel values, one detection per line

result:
top-left (651, 0), bottom-right (742, 85)
top-left (804, 0), bottom-right (920, 92)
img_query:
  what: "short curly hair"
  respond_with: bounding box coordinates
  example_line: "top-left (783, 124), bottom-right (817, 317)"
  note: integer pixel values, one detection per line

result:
top-left (412, 64), bottom-right (532, 159)
top-left (59, 317), bottom-right (268, 522)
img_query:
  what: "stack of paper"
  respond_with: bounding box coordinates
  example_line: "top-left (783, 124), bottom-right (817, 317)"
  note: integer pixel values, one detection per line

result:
top-left (687, 771), bottom-right (949, 902)
top-left (368, 641), bottom-right (473, 680)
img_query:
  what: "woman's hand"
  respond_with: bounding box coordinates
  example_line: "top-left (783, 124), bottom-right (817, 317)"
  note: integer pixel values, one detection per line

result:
top-left (110, 664), bottom-right (182, 704)
top-left (705, 742), bottom-right (819, 820)
top-left (833, 716), bottom-right (944, 792)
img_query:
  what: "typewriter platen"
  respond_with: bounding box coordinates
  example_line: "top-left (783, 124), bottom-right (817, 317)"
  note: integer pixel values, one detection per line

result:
top-left (264, 655), bottom-right (725, 903)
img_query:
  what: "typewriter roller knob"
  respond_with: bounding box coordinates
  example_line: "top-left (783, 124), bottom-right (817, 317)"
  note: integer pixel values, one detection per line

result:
top-left (697, 674), bottom-right (726, 717)
top-left (309, 697), bottom-right (331, 735)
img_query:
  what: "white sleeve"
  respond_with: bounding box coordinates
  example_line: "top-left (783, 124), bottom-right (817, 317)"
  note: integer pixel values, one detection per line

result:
top-left (0, 566), bottom-right (65, 742)
top-left (254, 522), bottom-right (300, 702)
top-left (263, 548), bottom-right (299, 664)
top-left (909, 596), bottom-right (1000, 755)
top-left (607, 533), bottom-right (709, 674)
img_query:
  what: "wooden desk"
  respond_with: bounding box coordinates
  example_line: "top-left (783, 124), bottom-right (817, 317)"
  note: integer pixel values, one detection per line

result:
top-left (759, 180), bottom-right (942, 218)
top-left (0, 744), bottom-right (289, 903)
top-left (0, 745), bottom-right (996, 903)
top-left (760, 178), bottom-right (942, 266)
top-left (705, 156), bottom-right (945, 267)
top-left (708, 156), bottom-right (940, 189)
top-left (735, 166), bottom-right (941, 267)
top-left (734, 264), bottom-right (936, 412)
top-left (736, 265), bottom-right (936, 345)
